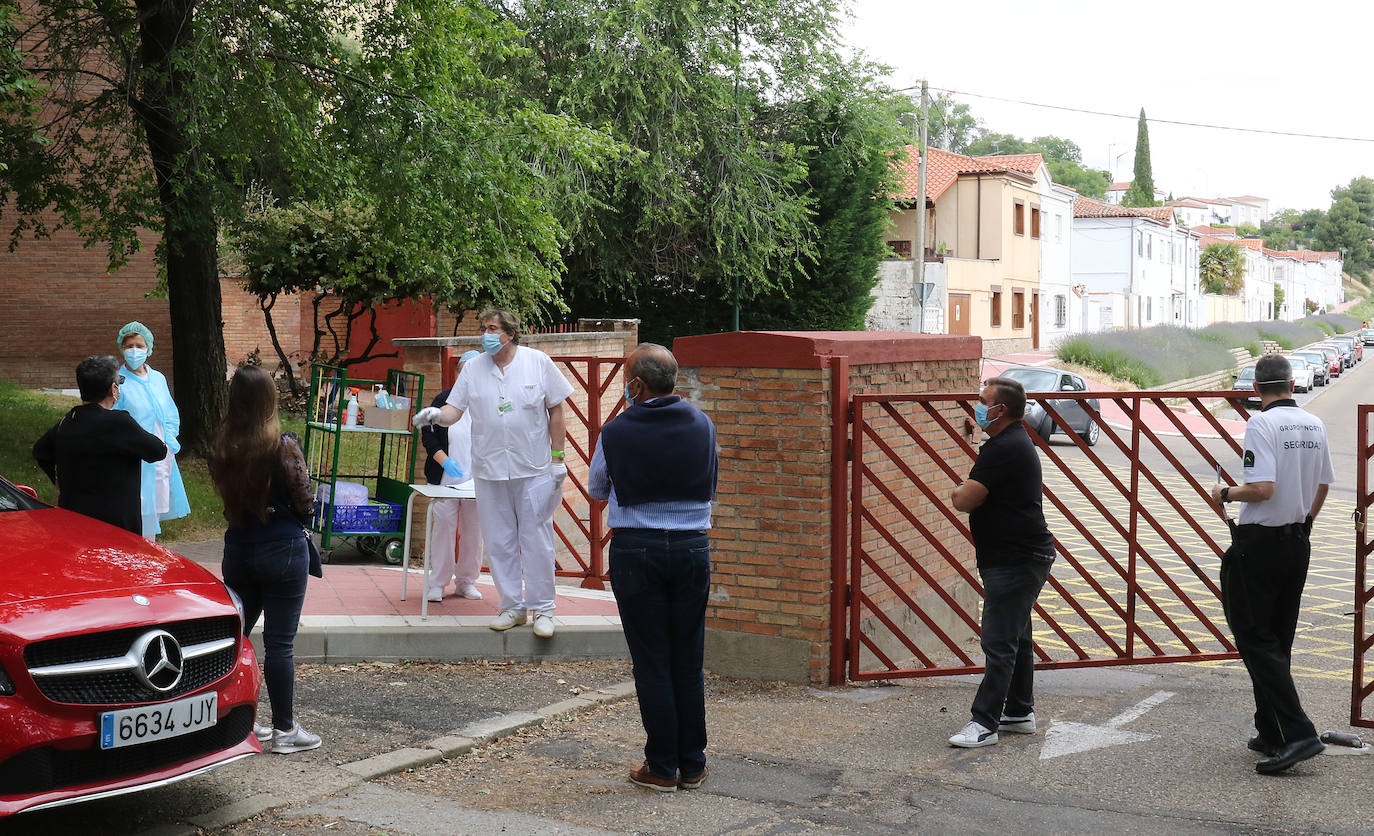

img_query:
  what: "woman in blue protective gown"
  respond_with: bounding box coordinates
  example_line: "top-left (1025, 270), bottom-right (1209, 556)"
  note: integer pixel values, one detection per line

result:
top-left (113, 321), bottom-right (190, 540)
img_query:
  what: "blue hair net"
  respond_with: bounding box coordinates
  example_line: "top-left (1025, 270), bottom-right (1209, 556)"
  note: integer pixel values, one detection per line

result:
top-left (117, 321), bottom-right (155, 352)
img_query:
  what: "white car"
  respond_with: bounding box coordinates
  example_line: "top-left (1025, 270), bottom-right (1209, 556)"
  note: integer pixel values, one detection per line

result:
top-left (1283, 356), bottom-right (1316, 394)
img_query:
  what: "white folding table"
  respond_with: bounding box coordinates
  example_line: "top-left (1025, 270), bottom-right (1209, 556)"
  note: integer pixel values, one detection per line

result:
top-left (399, 481), bottom-right (477, 617)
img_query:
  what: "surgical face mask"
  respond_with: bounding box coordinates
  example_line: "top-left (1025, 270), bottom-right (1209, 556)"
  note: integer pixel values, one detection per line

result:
top-left (974, 401), bottom-right (997, 430)
top-left (123, 347), bottom-right (148, 370)
top-left (625, 378), bottom-right (639, 407)
top-left (481, 332), bottom-right (503, 355)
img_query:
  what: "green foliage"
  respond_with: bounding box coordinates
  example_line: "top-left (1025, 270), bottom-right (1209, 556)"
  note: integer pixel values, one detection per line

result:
top-left (1235, 224), bottom-right (1260, 237)
top-left (1056, 337), bottom-right (1159, 387)
top-left (1273, 282), bottom-right (1285, 320)
top-left (909, 93), bottom-right (983, 154)
top-left (1046, 160), bottom-right (1110, 199)
top-left (1057, 326), bottom-right (1235, 388)
top-left (745, 68), bottom-right (907, 331)
top-left (1121, 109), bottom-right (1157, 207)
top-left (965, 133), bottom-right (1108, 198)
top-left (1332, 176), bottom-right (1374, 225)
top-left (1315, 196), bottom-right (1373, 275)
top-left (965, 132), bottom-right (1033, 156)
top-left (1199, 242), bottom-right (1246, 295)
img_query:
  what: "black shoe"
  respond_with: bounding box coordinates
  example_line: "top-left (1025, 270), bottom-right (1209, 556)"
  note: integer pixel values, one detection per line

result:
top-left (1255, 737), bottom-right (1324, 775)
top-left (1247, 735), bottom-right (1275, 757)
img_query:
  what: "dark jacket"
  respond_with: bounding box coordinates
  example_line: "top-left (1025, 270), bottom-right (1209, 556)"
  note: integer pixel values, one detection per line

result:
top-left (33, 403), bottom-right (167, 535)
top-left (598, 395), bottom-right (717, 506)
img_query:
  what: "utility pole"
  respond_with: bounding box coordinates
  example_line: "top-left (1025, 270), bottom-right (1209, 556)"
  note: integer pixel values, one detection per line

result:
top-left (914, 79), bottom-right (928, 333)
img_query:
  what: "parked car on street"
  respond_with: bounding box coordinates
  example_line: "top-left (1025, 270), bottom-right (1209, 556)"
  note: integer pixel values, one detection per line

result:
top-left (1232, 364), bottom-right (1260, 406)
top-left (1307, 345), bottom-right (1343, 378)
top-left (1289, 351), bottom-right (1330, 387)
top-left (1327, 336), bottom-right (1362, 363)
top-left (1361, 327), bottom-right (1374, 347)
top-left (1284, 356), bottom-right (1316, 393)
top-left (0, 475), bottom-right (262, 817)
top-left (1317, 341), bottom-right (1354, 369)
top-left (994, 366), bottom-right (1101, 446)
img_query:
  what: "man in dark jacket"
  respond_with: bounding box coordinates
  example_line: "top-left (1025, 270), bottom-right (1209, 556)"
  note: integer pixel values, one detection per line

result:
top-left (33, 355), bottom-right (167, 535)
top-left (589, 343), bottom-right (718, 793)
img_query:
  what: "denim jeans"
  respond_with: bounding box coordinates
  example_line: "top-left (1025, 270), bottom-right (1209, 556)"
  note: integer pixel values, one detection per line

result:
top-left (609, 529), bottom-right (710, 781)
top-left (970, 554), bottom-right (1054, 732)
top-left (222, 536), bottom-right (309, 732)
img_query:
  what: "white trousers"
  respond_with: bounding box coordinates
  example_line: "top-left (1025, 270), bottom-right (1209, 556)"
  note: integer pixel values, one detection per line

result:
top-left (428, 497), bottom-right (484, 593)
top-left (475, 475), bottom-right (557, 613)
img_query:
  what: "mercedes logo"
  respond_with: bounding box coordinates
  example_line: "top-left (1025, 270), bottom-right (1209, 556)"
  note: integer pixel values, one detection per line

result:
top-left (131, 630), bottom-right (184, 693)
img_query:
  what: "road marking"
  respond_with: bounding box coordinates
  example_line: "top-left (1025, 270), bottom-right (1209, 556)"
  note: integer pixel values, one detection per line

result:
top-left (1040, 690), bottom-right (1175, 760)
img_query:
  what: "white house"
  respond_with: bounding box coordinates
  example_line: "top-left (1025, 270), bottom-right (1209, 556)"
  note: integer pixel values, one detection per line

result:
top-left (1166, 198), bottom-right (1211, 229)
top-left (1267, 249), bottom-right (1304, 322)
top-left (1106, 181), bottom-right (1168, 206)
top-left (1228, 196), bottom-right (1269, 227)
top-left (1071, 196), bottom-right (1184, 332)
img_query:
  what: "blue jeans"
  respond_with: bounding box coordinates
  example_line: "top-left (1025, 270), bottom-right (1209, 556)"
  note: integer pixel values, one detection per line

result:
top-left (970, 554), bottom-right (1054, 732)
top-left (222, 536), bottom-right (309, 732)
top-left (609, 529), bottom-right (711, 781)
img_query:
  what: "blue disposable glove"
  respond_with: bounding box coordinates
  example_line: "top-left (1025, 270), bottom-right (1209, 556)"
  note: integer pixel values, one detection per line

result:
top-left (441, 458), bottom-right (464, 480)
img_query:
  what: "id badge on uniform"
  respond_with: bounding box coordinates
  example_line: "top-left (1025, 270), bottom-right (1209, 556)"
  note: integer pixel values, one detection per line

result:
top-left (497, 398), bottom-right (514, 416)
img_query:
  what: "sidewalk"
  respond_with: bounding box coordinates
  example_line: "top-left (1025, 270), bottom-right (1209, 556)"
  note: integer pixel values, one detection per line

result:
top-left (983, 348), bottom-right (1247, 441)
top-left (173, 539), bottom-right (626, 663)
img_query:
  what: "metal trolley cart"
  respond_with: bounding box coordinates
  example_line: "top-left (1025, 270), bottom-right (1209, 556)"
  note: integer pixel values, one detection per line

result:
top-left (304, 364), bottom-right (424, 564)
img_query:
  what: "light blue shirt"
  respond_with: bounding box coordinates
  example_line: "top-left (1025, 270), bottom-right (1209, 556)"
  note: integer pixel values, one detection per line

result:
top-left (588, 433), bottom-right (712, 531)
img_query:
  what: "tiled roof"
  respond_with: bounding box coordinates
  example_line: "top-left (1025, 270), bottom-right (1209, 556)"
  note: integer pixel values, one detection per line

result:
top-left (1191, 225), bottom-right (1236, 236)
top-left (891, 146), bottom-right (1038, 203)
top-left (1167, 198), bottom-right (1207, 208)
top-left (1230, 195), bottom-right (1267, 203)
top-left (1108, 181), bottom-right (1131, 191)
top-left (1073, 195), bottom-right (1175, 225)
top-left (1233, 238), bottom-right (1264, 250)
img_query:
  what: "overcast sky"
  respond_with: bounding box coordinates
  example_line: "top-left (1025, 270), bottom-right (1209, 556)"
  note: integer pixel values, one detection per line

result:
top-left (841, 1), bottom-right (1374, 214)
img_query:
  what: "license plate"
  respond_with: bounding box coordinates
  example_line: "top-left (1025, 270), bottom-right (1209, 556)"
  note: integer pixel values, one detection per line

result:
top-left (99, 692), bottom-right (217, 750)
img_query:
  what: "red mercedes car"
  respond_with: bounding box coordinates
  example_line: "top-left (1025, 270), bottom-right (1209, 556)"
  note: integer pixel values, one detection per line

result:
top-left (0, 476), bottom-right (261, 817)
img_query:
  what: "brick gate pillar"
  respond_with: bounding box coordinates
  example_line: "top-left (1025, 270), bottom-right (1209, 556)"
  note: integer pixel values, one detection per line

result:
top-left (674, 331), bottom-right (982, 683)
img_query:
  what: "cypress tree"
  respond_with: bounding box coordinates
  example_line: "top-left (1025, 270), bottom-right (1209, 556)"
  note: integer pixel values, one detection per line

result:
top-left (1123, 108), bottom-right (1157, 207)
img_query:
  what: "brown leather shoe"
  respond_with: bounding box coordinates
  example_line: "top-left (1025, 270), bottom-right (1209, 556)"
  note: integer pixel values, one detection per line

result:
top-left (629, 763), bottom-right (677, 792)
top-left (679, 767), bottom-right (708, 790)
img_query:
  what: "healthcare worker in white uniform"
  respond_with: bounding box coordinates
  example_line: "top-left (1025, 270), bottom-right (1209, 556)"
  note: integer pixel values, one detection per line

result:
top-left (413, 309), bottom-right (572, 638)
top-left (420, 350), bottom-right (485, 602)
top-left (113, 321), bottom-right (190, 541)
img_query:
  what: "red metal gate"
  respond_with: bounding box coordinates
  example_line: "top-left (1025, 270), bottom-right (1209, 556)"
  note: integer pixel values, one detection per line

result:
top-left (551, 356), bottom-right (626, 587)
top-left (1353, 404), bottom-right (1374, 728)
top-left (838, 389), bottom-right (1257, 682)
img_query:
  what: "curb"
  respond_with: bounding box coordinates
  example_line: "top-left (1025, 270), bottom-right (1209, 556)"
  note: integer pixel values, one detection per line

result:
top-left (141, 680), bottom-right (637, 835)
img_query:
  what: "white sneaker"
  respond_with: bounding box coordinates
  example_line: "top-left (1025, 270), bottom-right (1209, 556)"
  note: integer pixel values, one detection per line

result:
top-left (489, 608), bottom-right (528, 631)
top-left (426, 587), bottom-right (444, 603)
top-left (532, 612), bottom-right (555, 638)
top-left (999, 712), bottom-right (1036, 734)
top-left (949, 721), bottom-right (998, 748)
top-left (271, 722), bottom-right (322, 754)
top-left (253, 723), bottom-right (273, 743)
top-left (457, 582), bottom-right (483, 600)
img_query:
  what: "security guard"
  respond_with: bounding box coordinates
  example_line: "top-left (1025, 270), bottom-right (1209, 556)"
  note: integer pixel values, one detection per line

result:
top-left (1211, 353), bottom-right (1332, 775)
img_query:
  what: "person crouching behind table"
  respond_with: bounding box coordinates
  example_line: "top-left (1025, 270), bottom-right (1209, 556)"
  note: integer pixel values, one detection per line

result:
top-left (209, 366), bottom-right (323, 754)
top-left (113, 321), bottom-right (190, 542)
top-left (418, 349), bottom-right (485, 603)
top-left (589, 343), bottom-right (718, 793)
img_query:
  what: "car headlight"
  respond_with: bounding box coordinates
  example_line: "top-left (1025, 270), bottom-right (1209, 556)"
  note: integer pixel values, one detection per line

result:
top-left (225, 584), bottom-right (247, 627)
top-left (0, 664), bottom-right (14, 696)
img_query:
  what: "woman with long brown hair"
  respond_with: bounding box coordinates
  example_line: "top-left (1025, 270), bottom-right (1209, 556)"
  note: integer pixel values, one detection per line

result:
top-left (210, 366), bottom-right (322, 754)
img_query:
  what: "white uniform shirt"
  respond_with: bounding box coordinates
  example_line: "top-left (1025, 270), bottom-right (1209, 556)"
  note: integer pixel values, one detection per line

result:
top-left (445, 346), bottom-right (574, 481)
top-left (1237, 402), bottom-right (1334, 526)
top-left (441, 412), bottom-right (474, 486)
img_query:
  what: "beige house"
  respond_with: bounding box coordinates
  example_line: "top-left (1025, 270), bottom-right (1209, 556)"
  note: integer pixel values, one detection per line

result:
top-left (887, 147), bottom-right (1045, 353)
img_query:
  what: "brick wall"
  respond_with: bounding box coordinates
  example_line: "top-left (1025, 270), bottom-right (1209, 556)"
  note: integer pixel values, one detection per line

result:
top-left (221, 278), bottom-right (303, 371)
top-left (674, 331), bottom-right (982, 683)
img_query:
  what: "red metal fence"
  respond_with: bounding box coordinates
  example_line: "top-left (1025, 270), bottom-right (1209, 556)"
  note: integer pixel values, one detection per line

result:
top-left (550, 356), bottom-right (625, 587)
top-left (1354, 404), bottom-right (1374, 728)
top-left (838, 389), bottom-right (1258, 683)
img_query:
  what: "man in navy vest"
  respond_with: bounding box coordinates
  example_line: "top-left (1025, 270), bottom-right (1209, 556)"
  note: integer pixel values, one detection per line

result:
top-left (590, 343), bottom-right (718, 793)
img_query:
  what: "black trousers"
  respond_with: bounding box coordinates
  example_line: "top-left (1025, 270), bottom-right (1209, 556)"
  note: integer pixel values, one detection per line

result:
top-left (1220, 524), bottom-right (1318, 747)
top-left (970, 553), bottom-right (1055, 732)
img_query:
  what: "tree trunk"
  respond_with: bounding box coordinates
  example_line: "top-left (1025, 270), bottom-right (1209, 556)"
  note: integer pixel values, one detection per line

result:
top-left (135, 0), bottom-right (227, 454)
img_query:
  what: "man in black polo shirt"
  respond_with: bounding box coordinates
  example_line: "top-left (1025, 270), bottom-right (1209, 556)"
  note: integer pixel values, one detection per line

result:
top-left (949, 375), bottom-right (1056, 748)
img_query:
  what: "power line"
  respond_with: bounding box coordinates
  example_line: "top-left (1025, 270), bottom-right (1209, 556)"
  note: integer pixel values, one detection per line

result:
top-left (904, 85), bottom-right (1374, 144)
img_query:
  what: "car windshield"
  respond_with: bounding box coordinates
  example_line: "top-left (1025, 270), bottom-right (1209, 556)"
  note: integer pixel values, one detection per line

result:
top-left (1288, 357), bottom-right (1308, 369)
top-left (0, 477), bottom-right (47, 513)
top-left (1236, 367), bottom-right (1255, 381)
top-left (998, 368), bottom-right (1059, 392)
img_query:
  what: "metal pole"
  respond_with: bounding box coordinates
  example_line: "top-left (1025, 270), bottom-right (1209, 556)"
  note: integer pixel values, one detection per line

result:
top-left (914, 79), bottom-right (928, 334)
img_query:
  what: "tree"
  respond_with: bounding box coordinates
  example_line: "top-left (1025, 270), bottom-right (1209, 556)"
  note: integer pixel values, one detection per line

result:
top-left (496, 0), bottom-right (870, 342)
top-left (1314, 197), bottom-right (1373, 275)
top-left (1045, 160), bottom-right (1110, 199)
top-left (1122, 109), bottom-right (1157, 207)
top-left (1331, 176), bottom-right (1374, 226)
top-left (3, 0), bottom-right (612, 451)
top-left (746, 66), bottom-right (907, 331)
top-left (906, 92), bottom-right (982, 154)
top-left (967, 133), bottom-right (1109, 198)
top-left (965, 132), bottom-right (1033, 157)
top-left (1273, 282), bottom-right (1285, 319)
top-left (1029, 136), bottom-right (1082, 164)
top-left (1199, 242), bottom-right (1245, 295)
